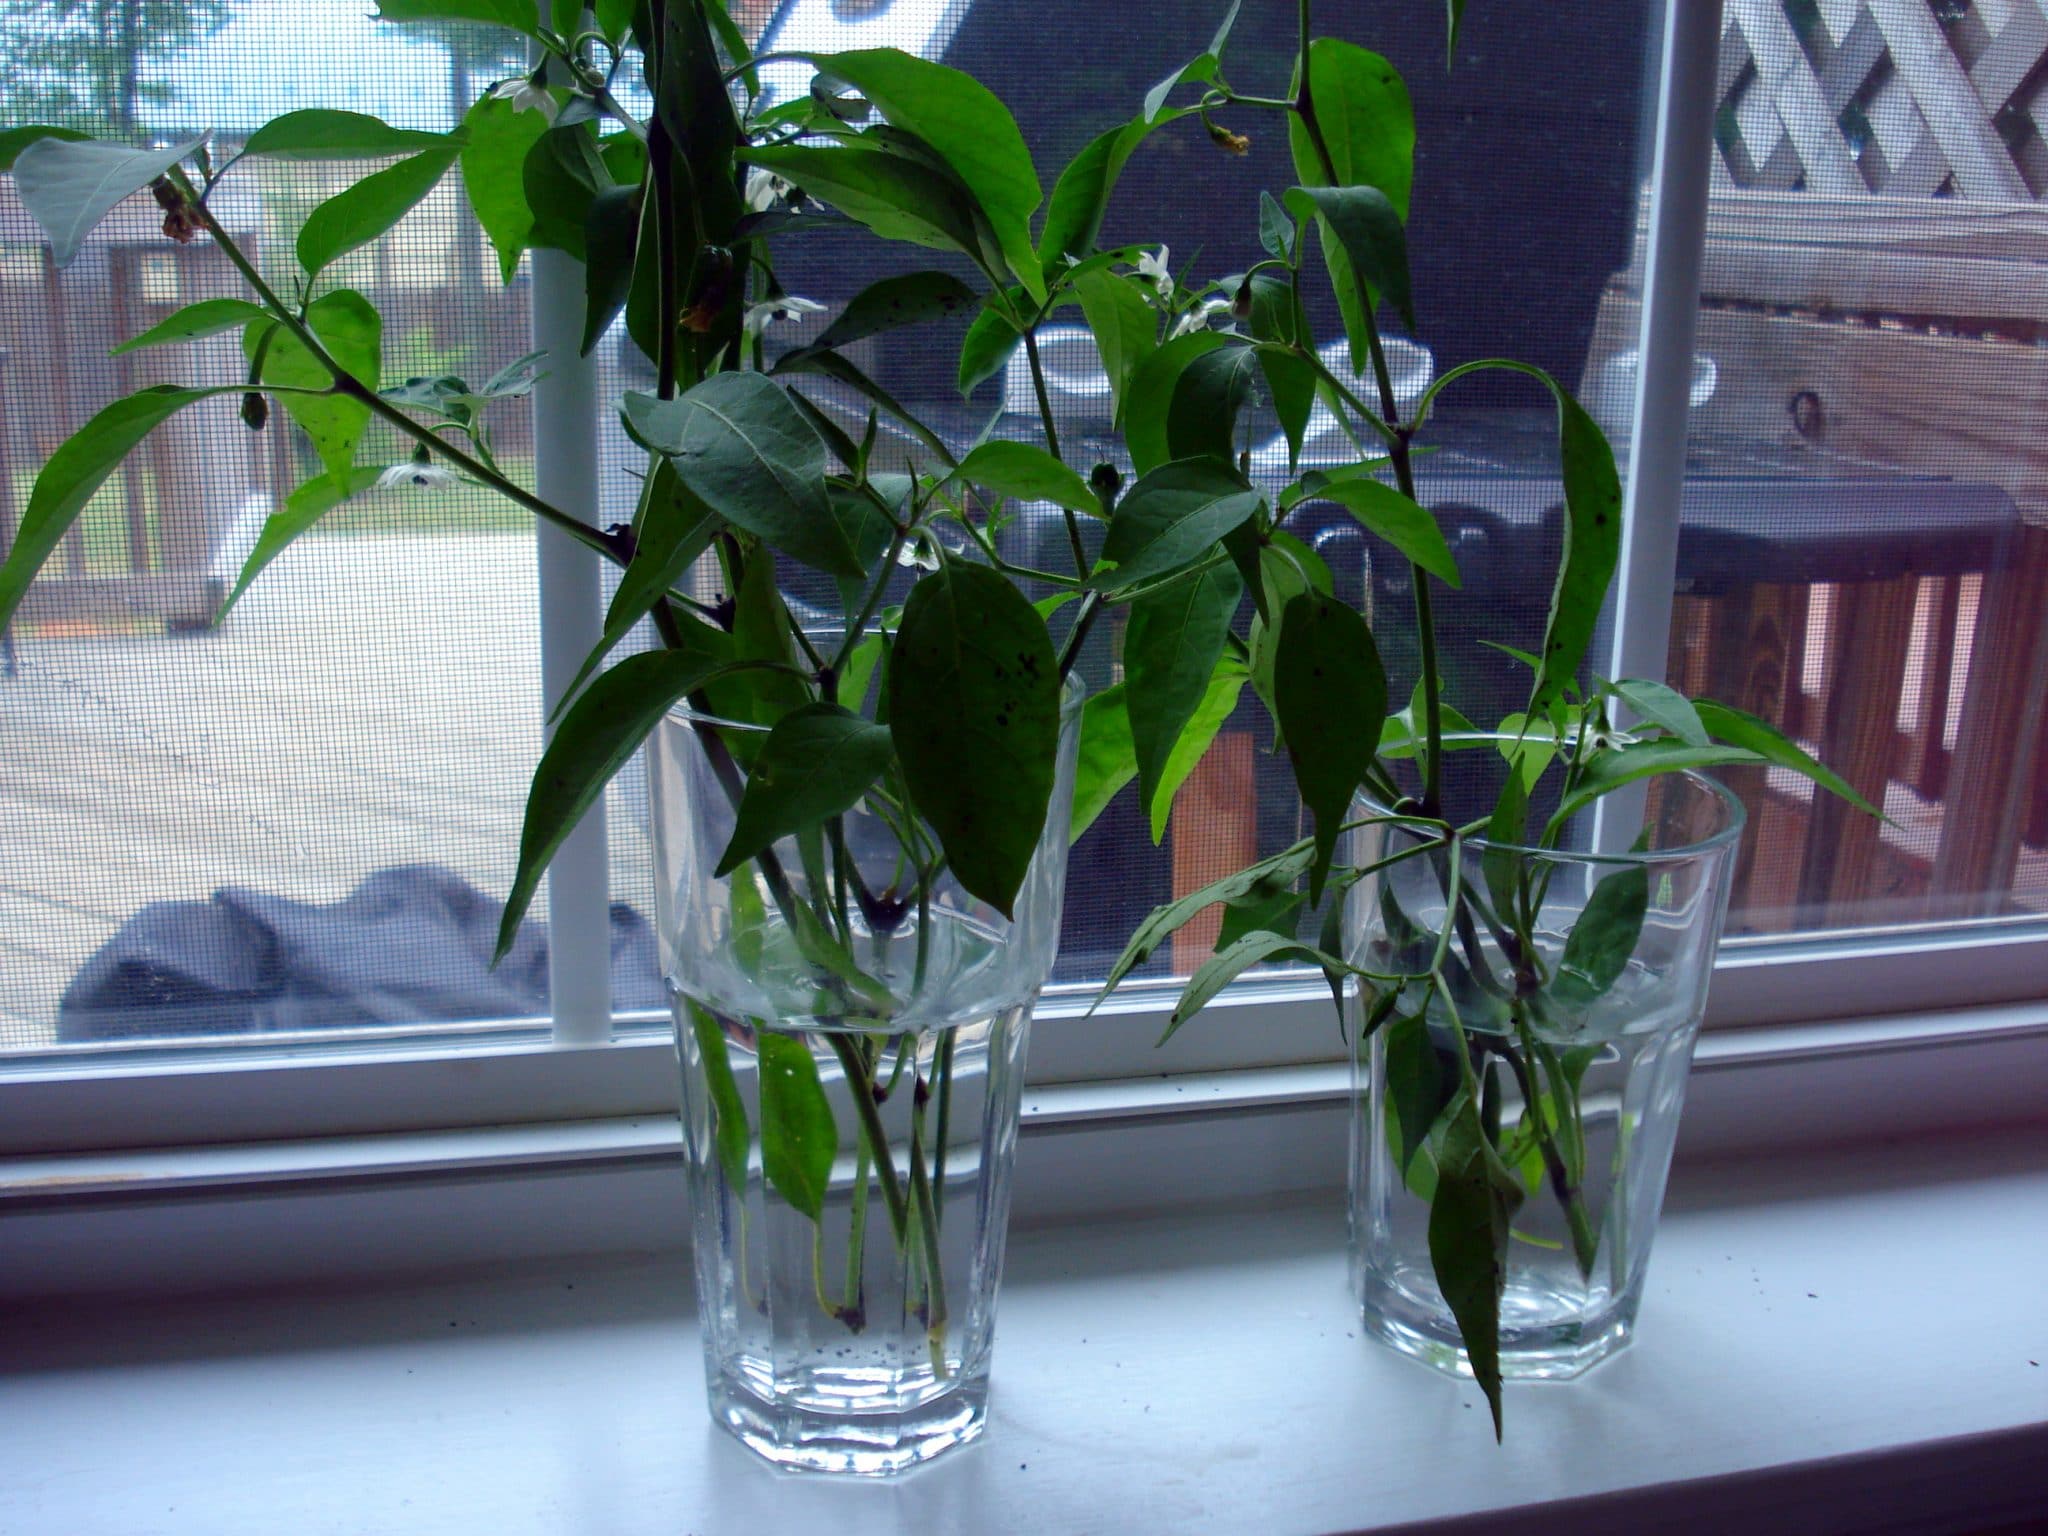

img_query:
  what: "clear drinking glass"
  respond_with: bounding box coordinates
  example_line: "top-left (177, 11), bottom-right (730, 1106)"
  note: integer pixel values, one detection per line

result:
top-left (648, 677), bottom-right (1082, 1474)
top-left (1346, 745), bottom-right (1744, 1379)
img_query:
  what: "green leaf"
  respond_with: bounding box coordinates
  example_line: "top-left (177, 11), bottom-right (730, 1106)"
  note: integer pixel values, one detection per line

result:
top-left (297, 145), bottom-right (461, 277)
top-left (888, 561), bottom-right (1060, 917)
top-left (0, 125), bottom-right (90, 172)
top-left (1381, 1011), bottom-right (1448, 1173)
top-left (1092, 838), bottom-right (1314, 1005)
top-left (594, 0), bottom-right (634, 44)
top-left (247, 289), bottom-right (382, 493)
top-left (497, 647), bottom-right (744, 960)
top-left (827, 476), bottom-right (902, 617)
top-left (374, 0), bottom-right (538, 29)
top-left (461, 93), bottom-right (550, 282)
top-left (1313, 477), bottom-right (1460, 588)
top-left (13, 135), bottom-right (204, 268)
top-left (1248, 531), bottom-right (1332, 741)
top-left (957, 304), bottom-right (1023, 396)
top-left (1257, 345), bottom-right (1316, 475)
top-left (1274, 591), bottom-right (1386, 901)
top-left (1447, 0), bottom-right (1468, 60)
top-left (1071, 680), bottom-right (1138, 844)
top-left (1257, 189), bottom-right (1296, 263)
top-left (1125, 329), bottom-right (1232, 476)
top-left (1530, 387), bottom-right (1623, 716)
top-left (1166, 929), bottom-right (1326, 1041)
top-left (579, 183), bottom-right (639, 356)
top-left (1482, 770), bottom-right (1528, 928)
top-left (1147, 645), bottom-right (1248, 843)
top-left (623, 374), bottom-right (858, 578)
top-left (1037, 109), bottom-right (1185, 274)
top-left (523, 122), bottom-right (609, 260)
top-left (1609, 677), bottom-right (1708, 746)
top-left (816, 270), bottom-right (976, 351)
top-left (1552, 865), bottom-right (1649, 1006)
top-left (0, 385), bottom-right (238, 629)
top-left (1099, 458), bottom-right (1262, 594)
top-left (241, 110), bottom-right (457, 159)
top-left (1284, 183), bottom-right (1415, 333)
top-left (1167, 342), bottom-right (1262, 466)
top-left (716, 704), bottom-right (896, 876)
top-left (774, 347), bottom-right (959, 470)
top-left (1126, 560), bottom-right (1243, 824)
top-left (743, 140), bottom-right (1002, 278)
top-left (1215, 873), bottom-right (1305, 953)
top-left (686, 1001), bottom-right (752, 1190)
top-left (1072, 268), bottom-right (1157, 429)
top-left (811, 49), bottom-right (1044, 300)
top-left (221, 466), bottom-right (382, 619)
top-left (947, 440), bottom-right (1097, 517)
top-left (1694, 699), bottom-right (1880, 818)
top-left (1427, 1086), bottom-right (1523, 1440)
top-left (1545, 740), bottom-right (1765, 835)
top-left (110, 298), bottom-right (270, 355)
top-left (702, 551), bottom-right (810, 755)
top-left (755, 1031), bottom-right (838, 1221)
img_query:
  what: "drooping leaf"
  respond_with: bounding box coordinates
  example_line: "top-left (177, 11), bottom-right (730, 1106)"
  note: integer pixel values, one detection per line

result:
top-left (816, 270), bottom-right (976, 351)
top-left (1545, 740), bottom-right (1764, 835)
top-left (0, 385), bottom-right (238, 628)
top-left (580, 184), bottom-right (640, 355)
top-left (1313, 476), bottom-right (1459, 587)
top-left (1285, 183), bottom-right (1414, 334)
top-left (1694, 699), bottom-right (1880, 818)
top-left (296, 145), bottom-right (462, 277)
top-left (1124, 329), bottom-right (1232, 476)
top-left (0, 125), bottom-right (90, 172)
top-left (623, 374), bottom-right (858, 578)
top-left (246, 289), bottom-right (382, 494)
top-left (1274, 591), bottom-right (1386, 902)
top-left (1609, 677), bottom-right (1708, 746)
top-left (1247, 531), bottom-right (1333, 744)
top-left (220, 466), bottom-right (382, 619)
top-left (1428, 1086), bottom-right (1524, 1440)
top-left (1147, 644), bottom-right (1248, 843)
top-left (957, 303), bottom-right (1023, 396)
top-left (686, 1001), bottom-right (752, 1190)
top-left (1214, 871), bottom-right (1305, 953)
top-left (496, 646), bottom-right (753, 960)
top-left (1071, 679), bottom-right (1138, 844)
top-left (522, 122), bottom-right (610, 260)
top-left (1165, 929), bottom-right (1328, 1041)
top-left (947, 439), bottom-right (1097, 517)
top-left (241, 110), bottom-right (457, 159)
top-left (1126, 560), bottom-right (1242, 823)
top-left (1381, 1011), bottom-right (1449, 1173)
top-left (1167, 342), bottom-right (1262, 466)
top-left (1552, 865), bottom-right (1649, 1006)
top-left (887, 560), bottom-right (1060, 917)
top-left (1091, 838), bottom-right (1315, 1006)
top-left (756, 1031), bottom-right (838, 1221)
top-left (1072, 267), bottom-right (1157, 428)
top-left (1099, 458), bottom-right (1262, 594)
top-left (460, 93), bottom-right (550, 282)
top-left (1037, 107), bottom-right (1186, 274)
top-left (716, 704), bottom-right (896, 876)
top-left (743, 140), bottom-right (1002, 278)
top-left (111, 298), bottom-right (270, 355)
top-left (1530, 387), bottom-right (1623, 716)
top-left (773, 346), bottom-right (959, 469)
top-left (13, 135), bottom-right (204, 268)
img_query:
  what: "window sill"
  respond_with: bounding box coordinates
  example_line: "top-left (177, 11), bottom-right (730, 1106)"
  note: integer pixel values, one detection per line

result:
top-left (3, 1120), bottom-right (2043, 1535)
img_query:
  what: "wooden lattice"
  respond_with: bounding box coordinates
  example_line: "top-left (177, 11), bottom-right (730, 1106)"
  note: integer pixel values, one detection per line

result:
top-left (1718, 0), bottom-right (2048, 199)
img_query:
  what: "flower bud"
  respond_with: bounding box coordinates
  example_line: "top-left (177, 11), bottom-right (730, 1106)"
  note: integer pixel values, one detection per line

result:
top-left (240, 391), bottom-right (267, 432)
top-left (1207, 121), bottom-right (1251, 156)
top-left (1089, 462), bottom-right (1122, 501)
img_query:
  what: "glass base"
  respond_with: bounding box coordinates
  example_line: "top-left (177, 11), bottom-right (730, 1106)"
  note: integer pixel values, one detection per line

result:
top-left (708, 1369), bottom-right (989, 1475)
top-left (1361, 1263), bottom-right (1633, 1382)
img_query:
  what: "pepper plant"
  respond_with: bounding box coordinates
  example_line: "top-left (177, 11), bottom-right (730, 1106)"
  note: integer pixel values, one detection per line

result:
top-left (0, 0), bottom-right (1868, 1435)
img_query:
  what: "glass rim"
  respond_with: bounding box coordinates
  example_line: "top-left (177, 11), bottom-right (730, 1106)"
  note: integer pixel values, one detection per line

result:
top-left (1356, 731), bottom-right (1749, 864)
top-left (665, 665), bottom-right (1088, 734)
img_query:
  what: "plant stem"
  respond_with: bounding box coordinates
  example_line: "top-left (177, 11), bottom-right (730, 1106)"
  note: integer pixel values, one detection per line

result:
top-left (906, 1072), bottom-right (950, 1380)
top-left (1055, 590), bottom-right (1105, 680)
top-left (1023, 327), bottom-right (1091, 583)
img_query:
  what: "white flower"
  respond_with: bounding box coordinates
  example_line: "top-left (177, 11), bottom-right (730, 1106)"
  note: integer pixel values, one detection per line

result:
top-left (1170, 297), bottom-right (1234, 339)
top-left (1136, 245), bottom-right (1174, 299)
top-left (744, 167), bottom-right (791, 213)
top-left (742, 294), bottom-right (826, 339)
top-left (489, 76), bottom-right (558, 122)
top-left (374, 459), bottom-right (460, 491)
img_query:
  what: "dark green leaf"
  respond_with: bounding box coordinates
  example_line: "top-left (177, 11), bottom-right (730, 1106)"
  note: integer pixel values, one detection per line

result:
top-left (1099, 458), bottom-right (1262, 594)
top-left (1428, 1086), bottom-right (1524, 1440)
top-left (13, 135), bottom-right (203, 268)
top-left (1125, 329), bottom-right (1231, 476)
top-left (1166, 929), bottom-right (1327, 1041)
top-left (111, 298), bottom-right (269, 355)
top-left (742, 140), bottom-right (1001, 277)
top-left (957, 303), bottom-right (1022, 396)
top-left (1274, 591), bottom-right (1386, 901)
top-left (580, 184), bottom-right (639, 356)
top-left (1313, 476), bottom-right (1459, 587)
top-left (716, 704), bottom-right (896, 876)
top-left (1247, 531), bottom-right (1333, 743)
top-left (1071, 680), bottom-right (1137, 844)
top-left (947, 439), bottom-right (1096, 516)
top-left (1545, 740), bottom-right (1765, 835)
top-left (1447, 0), bottom-right (1468, 60)
top-left (1285, 183), bottom-right (1414, 333)
top-left (246, 289), bottom-right (382, 493)
top-left (623, 374), bottom-right (858, 578)
top-left (0, 385), bottom-right (237, 629)
top-left (0, 125), bottom-right (90, 172)
top-left (297, 145), bottom-right (461, 277)
top-left (1694, 699), bottom-right (1880, 818)
top-left (826, 476), bottom-right (902, 617)
top-left (816, 270), bottom-right (975, 351)
top-left (496, 646), bottom-right (748, 959)
top-left (686, 1001), bottom-right (752, 1190)
top-left (1071, 267), bottom-right (1157, 428)
top-left (756, 1031), bottom-right (838, 1221)
top-left (1146, 644), bottom-right (1248, 843)
top-left (1215, 873), bottom-right (1305, 953)
top-left (702, 550), bottom-right (810, 754)
top-left (888, 561), bottom-right (1059, 917)
top-left (1482, 770), bottom-right (1528, 929)
top-left (523, 123), bottom-right (610, 260)
top-left (1092, 838), bottom-right (1314, 1006)
top-left (1126, 560), bottom-right (1242, 822)
top-left (241, 109), bottom-right (457, 159)
top-left (375, 0), bottom-right (538, 27)
top-left (461, 93), bottom-right (551, 282)
top-left (1257, 345), bottom-right (1316, 476)
top-left (1610, 677), bottom-right (1708, 746)
top-left (1257, 189), bottom-right (1296, 262)
top-left (1552, 865), bottom-right (1649, 1006)
top-left (1530, 387), bottom-right (1623, 715)
top-left (773, 346), bottom-right (959, 469)
top-left (1037, 108), bottom-right (1185, 274)
top-left (1167, 342), bottom-right (1261, 465)
top-left (221, 466), bottom-right (382, 619)
top-left (1381, 1011), bottom-right (1448, 1172)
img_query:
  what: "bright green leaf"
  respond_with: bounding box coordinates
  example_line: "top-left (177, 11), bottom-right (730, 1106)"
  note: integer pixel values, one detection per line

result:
top-left (1609, 677), bottom-right (1708, 746)
top-left (1313, 476), bottom-right (1459, 587)
top-left (1166, 928), bottom-right (1327, 1041)
top-left (1092, 837), bottom-right (1314, 1006)
top-left (221, 466), bottom-right (382, 619)
top-left (461, 93), bottom-right (550, 282)
top-left (947, 439), bottom-right (1097, 516)
top-left (111, 298), bottom-right (269, 355)
top-left (1148, 645), bottom-right (1248, 843)
top-left (1530, 387), bottom-right (1623, 716)
top-left (1071, 680), bottom-right (1137, 844)
top-left (686, 1001), bottom-right (752, 1191)
top-left (246, 288), bottom-right (382, 493)
top-left (957, 301), bottom-right (1022, 396)
top-left (1545, 740), bottom-right (1765, 836)
top-left (1552, 865), bottom-right (1649, 1005)
top-left (297, 145), bottom-right (461, 277)
top-left (241, 109), bottom-right (457, 159)
top-left (1694, 699), bottom-right (1880, 818)
top-left (374, 0), bottom-right (539, 29)
top-left (1072, 267), bottom-right (1157, 429)
top-left (1126, 560), bottom-right (1242, 823)
top-left (756, 1031), bottom-right (837, 1221)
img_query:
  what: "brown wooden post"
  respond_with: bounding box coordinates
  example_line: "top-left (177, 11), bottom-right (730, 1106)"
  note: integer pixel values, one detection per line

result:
top-left (1168, 732), bottom-right (1257, 974)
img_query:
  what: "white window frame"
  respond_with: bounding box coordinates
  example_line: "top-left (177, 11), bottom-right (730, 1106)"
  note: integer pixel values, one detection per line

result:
top-left (1, 0), bottom-right (2043, 1167)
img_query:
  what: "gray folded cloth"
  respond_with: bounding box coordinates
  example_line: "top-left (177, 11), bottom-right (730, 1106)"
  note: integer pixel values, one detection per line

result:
top-left (58, 864), bottom-right (665, 1040)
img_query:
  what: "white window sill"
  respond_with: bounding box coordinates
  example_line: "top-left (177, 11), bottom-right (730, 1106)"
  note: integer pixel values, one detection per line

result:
top-left (4, 1119), bottom-right (2043, 1535)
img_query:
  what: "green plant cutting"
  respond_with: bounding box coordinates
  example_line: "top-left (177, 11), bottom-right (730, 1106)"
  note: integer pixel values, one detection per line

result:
top-left (0, 0), bottom-right (1869, 1442)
